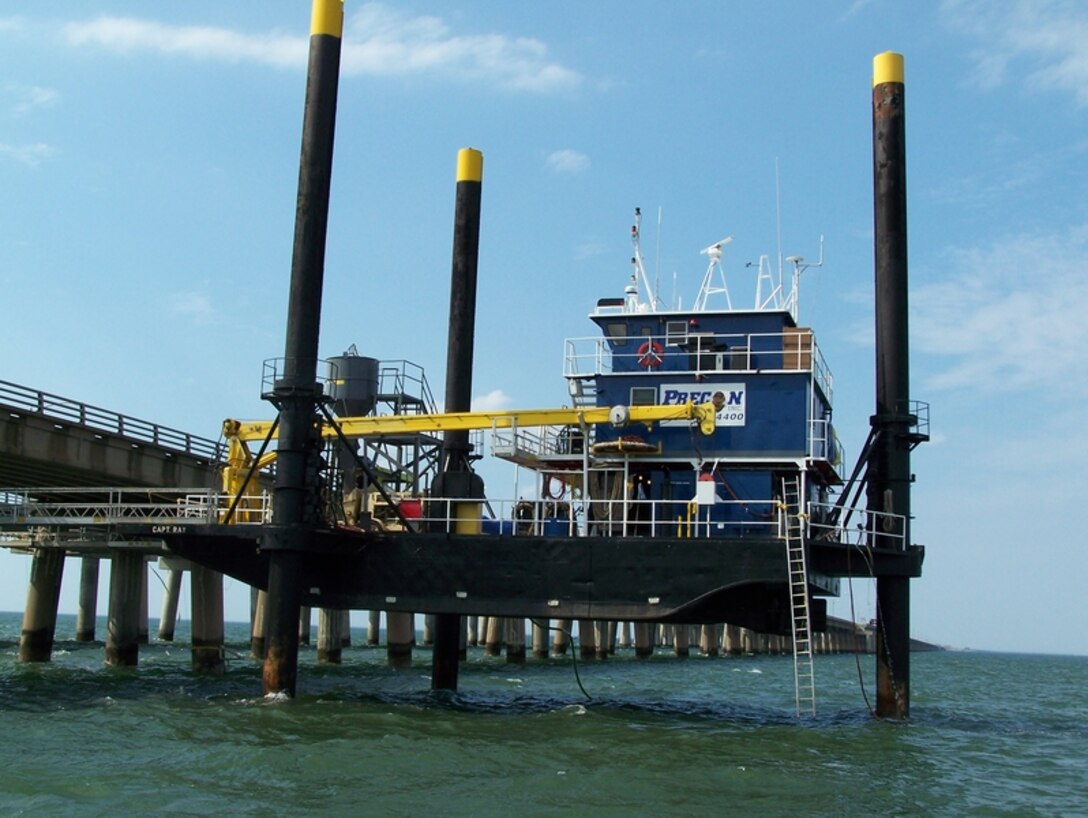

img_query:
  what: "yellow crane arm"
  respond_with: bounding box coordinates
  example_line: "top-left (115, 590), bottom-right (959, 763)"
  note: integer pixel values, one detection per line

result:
top-left (226, 401), bottom-right (717, 443)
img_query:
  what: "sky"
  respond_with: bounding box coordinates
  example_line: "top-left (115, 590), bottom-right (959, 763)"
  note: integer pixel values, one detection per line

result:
top-left (2, 0), bottom-right (1086, 656)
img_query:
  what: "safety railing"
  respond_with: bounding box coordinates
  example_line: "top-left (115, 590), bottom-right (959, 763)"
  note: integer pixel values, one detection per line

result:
top-left (408, 495), bottom-right (781, 539)
top-left (1, 488), bottom-right (901, 547)
top-left (563, 331), bottom-right (833, 403)
top-left (490, 423), bottom-right (586, 461)
top-left (0, 487), bottom-right (271, 527)
top-left (807, 502), bottom-right (907, 551)
top-left (375, 359), bottom-right (438, 415)
top-left (0, 380), bottom-right (224, 462)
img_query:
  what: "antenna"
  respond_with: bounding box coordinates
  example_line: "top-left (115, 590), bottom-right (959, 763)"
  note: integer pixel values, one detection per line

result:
top-left (654, 206), bottom-right (663, 311)
top-left (775, 158), bottom-right (784, 288)
top-left (693, 235), bottom-right (734, 311)
top-left (784, 236), bottom-right (824, 323)
top-left (628, 207), bottom-right (659, 312)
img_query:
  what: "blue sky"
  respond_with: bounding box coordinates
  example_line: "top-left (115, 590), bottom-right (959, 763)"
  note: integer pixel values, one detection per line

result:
top-left (2, 1), bottom-right (1086, 655)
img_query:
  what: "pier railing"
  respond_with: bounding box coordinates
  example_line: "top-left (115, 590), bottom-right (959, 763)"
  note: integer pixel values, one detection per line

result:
top-left (0, 380), bottom-right (224, 462)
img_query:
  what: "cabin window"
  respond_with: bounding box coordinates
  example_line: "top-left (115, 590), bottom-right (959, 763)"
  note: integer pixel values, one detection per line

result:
top-left (630, 387), bottom-right (657, 406)
top-left (605, 322), bottom-right (628, 345)
top-left (665, 321), bottom-right (687, 346)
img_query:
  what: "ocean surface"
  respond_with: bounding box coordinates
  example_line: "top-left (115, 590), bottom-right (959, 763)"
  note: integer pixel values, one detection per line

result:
top-left (1, 612), bottom-right (1084, 817)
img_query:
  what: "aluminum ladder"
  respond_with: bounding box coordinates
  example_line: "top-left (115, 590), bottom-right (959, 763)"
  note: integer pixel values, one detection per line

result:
top-left (782, 475), bottom-right (816, 717)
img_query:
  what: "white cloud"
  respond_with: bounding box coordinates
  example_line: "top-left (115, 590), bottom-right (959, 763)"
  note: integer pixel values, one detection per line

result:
top-left (573, 239), bottom-right (607, 261)
top-left (61, 17), bottom-right (305, 68)
top-left (941, 0), bottom-right (1088, 106)
top-left (471, 388), bottom-right (513, 412)
top-left (545, 149), bottom-right (590, 174)
top-left (343, 4), bottom-right (580, 91)
top-left (169, 291), bottom-right (217, 323)
top-left (6, 84), bottom-right (59, 117)
top-left (0, 142), bottom-right (55, 167)
top-left (912, 223), bottom-right (1088, 397)
top-left (59, 4), bottom-right (581, 93)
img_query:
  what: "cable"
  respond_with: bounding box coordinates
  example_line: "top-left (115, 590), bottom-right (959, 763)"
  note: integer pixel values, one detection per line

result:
top-left (531, 618), bottom-right (592, 701)
top-left (846, 540), bottom-right (875, 718)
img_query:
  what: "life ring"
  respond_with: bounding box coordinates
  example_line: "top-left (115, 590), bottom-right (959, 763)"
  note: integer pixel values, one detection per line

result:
top-left (637, 340), bottom-right (664, 368)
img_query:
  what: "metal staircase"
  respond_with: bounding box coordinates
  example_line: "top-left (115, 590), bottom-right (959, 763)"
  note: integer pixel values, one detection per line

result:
top-left (782, 475), bottom-right (816, 717)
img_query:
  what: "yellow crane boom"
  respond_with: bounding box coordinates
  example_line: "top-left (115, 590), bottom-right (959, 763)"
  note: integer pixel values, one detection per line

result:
top-left (227, 401), bottom-right (718, 443)
top-left (218, 402), bottom-right (717, 516)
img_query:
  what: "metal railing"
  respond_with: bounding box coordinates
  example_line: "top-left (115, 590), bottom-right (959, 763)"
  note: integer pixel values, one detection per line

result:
top-left (1, 487), bottom-right (904, 550)
top-left (0, 380), bottom-right (223, 462)
top-left (0, 487), bottom-right (271, 527)
top-left (807, 502), bottom-right (906, 551)
top-left (563, 331), bottom-right (834, 403)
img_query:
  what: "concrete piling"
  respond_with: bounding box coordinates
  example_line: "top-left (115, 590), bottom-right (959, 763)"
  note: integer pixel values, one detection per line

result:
top-left (106, 550), bottom-right (143, 666)
top-left (505, 618), bottom-right (526, 663)
top-left (191, 564), bottom-right (225, 674)
top-left (723, 624), bottom-right (742, 656)
top-left (367, 610), bottom-right (380, 645)
top-left (532, 619), bottom-right (549, 658)
top-left (618, 621), bottom-right (632, 649)
top-left (251, 589), bottom-right (268, 659)
top-left (157, 568), bottom-right (182, 642)
top-left (594, 621), bottom-right (610, 660)
top-left (138, 563), bottom-right (149, 645)
top-left (18, 548), bottom-right (65, 662)
top-left (578, 619), bottom-right (597, 659)
top-left (484, 616), bottom-right (504, 656)
top-left (340, 609), bottom-right (351, 647)
top-left (674, 624), bottom-right (690, 657)
top-left (75, 556), bottom-right (100, 642)
top-left (699, 624), bottom-right (719, 657)
top-left (552, 619), bottom-right (570, 656)
top-left (299, 606), bottom-right (311, 645)
top-left (633, 622), bottom-right (654, 658)
top-left (386, 611), bottom-right (414, 667)
top-left (317, 608), bottom-right (343, 663)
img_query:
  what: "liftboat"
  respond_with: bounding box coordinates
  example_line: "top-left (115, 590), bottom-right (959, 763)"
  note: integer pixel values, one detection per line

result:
top-left (491, 208), bottom-right (843, 553)
top-left (147, 207), bottom-right (923, 648)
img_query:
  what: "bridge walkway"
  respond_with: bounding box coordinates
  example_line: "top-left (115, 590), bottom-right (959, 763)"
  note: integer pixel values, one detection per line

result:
top-left (0, 380), bottom-right (222, 490)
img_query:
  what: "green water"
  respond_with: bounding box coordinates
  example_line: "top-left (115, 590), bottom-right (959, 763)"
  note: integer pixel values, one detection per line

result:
top-left (1, 614), bottom-right (1085, 817)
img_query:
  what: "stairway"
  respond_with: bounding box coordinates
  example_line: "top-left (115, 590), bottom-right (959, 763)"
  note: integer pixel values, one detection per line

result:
top-left (782, 475), bottom-right (816, 717)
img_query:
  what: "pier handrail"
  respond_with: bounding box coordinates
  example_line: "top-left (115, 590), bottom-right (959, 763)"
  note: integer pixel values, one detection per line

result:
top-left (0, 380), bottom-right (224, 462)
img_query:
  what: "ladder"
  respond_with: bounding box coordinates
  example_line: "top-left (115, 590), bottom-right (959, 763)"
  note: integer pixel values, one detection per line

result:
top-left (782, 475), bottom-right (816, 717)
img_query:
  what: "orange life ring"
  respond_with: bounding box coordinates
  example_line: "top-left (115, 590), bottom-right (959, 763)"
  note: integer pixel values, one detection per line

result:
top-left (637, 340), bottom-right (664, 368)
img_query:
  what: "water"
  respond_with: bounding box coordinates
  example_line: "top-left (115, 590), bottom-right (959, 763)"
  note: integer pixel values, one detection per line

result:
top-left (1, 613), bottom-right (1085, 817)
